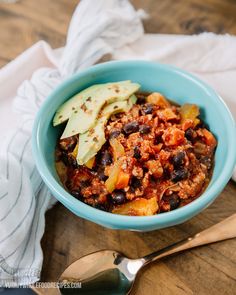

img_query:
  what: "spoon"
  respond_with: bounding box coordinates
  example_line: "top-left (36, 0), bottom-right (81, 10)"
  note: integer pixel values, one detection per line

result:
top-left (34, 214), bottom-right (236, 295)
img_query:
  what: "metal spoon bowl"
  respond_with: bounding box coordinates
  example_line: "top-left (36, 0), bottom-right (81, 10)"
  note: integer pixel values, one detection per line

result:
top-left (54, 214), bottom-right (236, 295)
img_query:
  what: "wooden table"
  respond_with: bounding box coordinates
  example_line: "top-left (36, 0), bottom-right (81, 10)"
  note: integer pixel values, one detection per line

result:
top-left (0, 0), bottom-right (236, 294)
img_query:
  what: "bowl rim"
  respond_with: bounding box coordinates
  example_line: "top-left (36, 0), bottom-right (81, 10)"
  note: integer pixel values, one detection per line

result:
top-left (32, 60), bottom-right (236, 228)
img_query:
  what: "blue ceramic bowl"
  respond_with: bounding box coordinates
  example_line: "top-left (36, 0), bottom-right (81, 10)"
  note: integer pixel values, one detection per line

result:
top-left (32, 61), bottom-right (236, 231)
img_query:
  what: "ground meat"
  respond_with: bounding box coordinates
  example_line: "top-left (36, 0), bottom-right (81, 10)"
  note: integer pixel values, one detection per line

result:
top-left (55, 91), bottom-right (216, 215)
top-left (145, 160), bottom-right (163, 178)
top-left (132, 166), bottom-right (143, 178)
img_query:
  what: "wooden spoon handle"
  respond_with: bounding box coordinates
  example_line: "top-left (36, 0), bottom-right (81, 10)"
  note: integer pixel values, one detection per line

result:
top-left (143, 213), bottom-right (236, 264)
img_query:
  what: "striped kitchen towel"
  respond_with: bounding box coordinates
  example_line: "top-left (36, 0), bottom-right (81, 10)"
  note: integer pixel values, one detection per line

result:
top-left (0, 0), bottom-right (145, 286)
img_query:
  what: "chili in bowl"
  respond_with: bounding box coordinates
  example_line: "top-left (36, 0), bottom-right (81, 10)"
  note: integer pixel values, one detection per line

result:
top-left (32, 61), bottom-right (236, 231)
top-left (54, 82), bottom-right (217, 216)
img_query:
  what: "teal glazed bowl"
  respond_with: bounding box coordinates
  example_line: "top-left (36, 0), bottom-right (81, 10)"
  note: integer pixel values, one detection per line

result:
top-left (32, 61), bottom-right (236, 231)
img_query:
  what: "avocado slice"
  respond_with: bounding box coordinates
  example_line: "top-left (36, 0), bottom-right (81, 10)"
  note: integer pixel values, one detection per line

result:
top-left (60, 81), bottom-right (140, 139)
top-left (77, 96), bottom-right (137, 165)
top-left (53, 84), bottom-right (100, 126)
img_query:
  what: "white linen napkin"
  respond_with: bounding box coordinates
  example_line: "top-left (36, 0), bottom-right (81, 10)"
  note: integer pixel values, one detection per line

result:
top-left (0, 0), bottom-right (144, 286)
top-left (0, 0), bottom-right (236, 288)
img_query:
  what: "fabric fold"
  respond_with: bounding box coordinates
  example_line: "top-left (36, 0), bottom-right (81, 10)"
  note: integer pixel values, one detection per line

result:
top-left (60, 0), bottom-right (145, 75)
top-left (0, 0), bottom-right (144, 286)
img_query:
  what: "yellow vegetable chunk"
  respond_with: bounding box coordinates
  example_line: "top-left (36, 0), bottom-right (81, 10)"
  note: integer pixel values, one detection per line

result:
top-left (147, 92), bottom-right (170, 108)
top-left (71, 143), bottom-right (78, 158)
top-left (85, 156), bottom-right (95, 169)
top-left (105, 161), bottom-right (121, 193)
top-left (110, 138), bottom-right (125, 161)
top-left (112, 197), bottom-right (158, 216)
top-left (180, 104), bottom-right (200, 126)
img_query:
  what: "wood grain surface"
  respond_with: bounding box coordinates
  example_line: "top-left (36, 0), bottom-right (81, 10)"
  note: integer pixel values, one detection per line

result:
top-left (0, 0), bottom-right (236, 294)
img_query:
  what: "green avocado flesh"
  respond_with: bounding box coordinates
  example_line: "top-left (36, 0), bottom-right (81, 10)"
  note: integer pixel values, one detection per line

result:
top-left (58, 81), bottom-right (140, 138)
top-left (53, 81), bottom-right (140, 166)
top-left (53, 84), bottom-right (100, 126)
top-left (77, 95), bottom-right (137, 165)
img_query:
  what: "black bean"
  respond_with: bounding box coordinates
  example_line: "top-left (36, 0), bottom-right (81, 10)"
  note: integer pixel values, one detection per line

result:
top-left (133, 146), bottom-right (141, 159)
top-left (101, 150), bottom-right (112, 166)
top-left (185, 128), bottom-right (194, 141)
top-left (130, 177), bottom-right (142, 189)
top-left (198, 120), bottom-right (207, 129)
top-left (171, 168), bottom-right (188, 182)
top-left (162, 167), bottom-right (171, 179)
top-left (61, 152), bottom-right (70, 166)
top-left (139, 124), bottom-right (151, 134)
top-left (154, 132), bottom-right (163, 144)
top-left (150, 175), bottom-right (157, 183)
top-left (123, 121), bottom-right (139, 135)
top-left (137, 96), bottom-right (146, 104)
top-left (109, 130), bottom-right (121, 139)
top-left (136, 92), bottom-right (148, 104)
top-left (61, 153), bottom-right (78, 168)
top-left (80, 180), bottom-right (91, 188)
top-left (169, 194), bottom-right (180, 210)
top-left (200, 155), bottom-right (212, 170)
top-left (111, 190), bottom-right (126, 205)
top-left (142, 103), bottom-right (153, 115)
top-left (172, 151), bottom-right (185, 168)
top-left (163, 193), bottom-right (180, 210)
top-left (68, 155), bottom-right (78, 169)
top-left (97, 168), bottom-right (108, 181)
top-left (95, 203), bottom-right (107, 211)
top-left (71, 190), bottom-right (82, 200)
top-left (143, 167), bottom-right (149, 173)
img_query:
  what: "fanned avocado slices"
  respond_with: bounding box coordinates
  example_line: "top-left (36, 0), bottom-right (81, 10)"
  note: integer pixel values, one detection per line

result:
top-left (60, 81), bottom-right (140, 139)
top-left (77, 95), bottom-right (137, 165)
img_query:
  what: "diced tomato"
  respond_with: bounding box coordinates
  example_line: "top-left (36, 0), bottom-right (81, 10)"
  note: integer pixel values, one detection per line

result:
top-left (162, 127), bottom-right (185, 146)
top-left (182, 119), bottom-right (194, 131)
top-left (159, 150), bottom-right (171, 162)
top-left (115, 172), bottom-right (130, 189)
top-left (152, 143), bottom-right (163, 153)
top-left (202, 129), bottom-right (217, 148)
